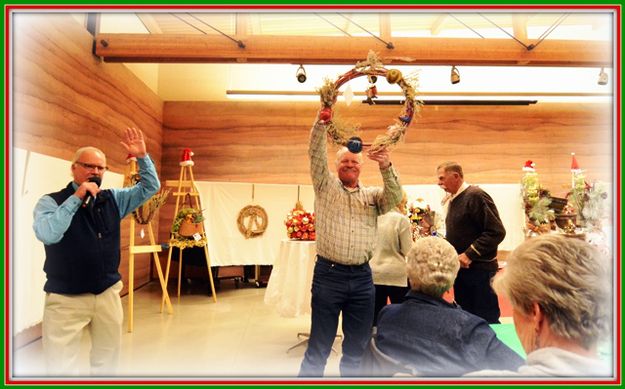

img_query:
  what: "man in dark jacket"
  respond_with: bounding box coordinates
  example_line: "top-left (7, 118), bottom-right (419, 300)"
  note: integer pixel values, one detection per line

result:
top-left (33, 127), bottom-right (159, 375)
top-left (437, 161), bottom-right (506, 324)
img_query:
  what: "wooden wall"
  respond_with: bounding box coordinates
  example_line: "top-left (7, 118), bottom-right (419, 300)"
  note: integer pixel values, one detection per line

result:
top-left (159, 100), bottom-right (613, 241)
top-left (13, 14), bottom-right (164, 297)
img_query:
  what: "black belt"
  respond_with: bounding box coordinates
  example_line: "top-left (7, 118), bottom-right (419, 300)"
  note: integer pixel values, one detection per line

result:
top-left (316, 255), bottom-right (368, 270)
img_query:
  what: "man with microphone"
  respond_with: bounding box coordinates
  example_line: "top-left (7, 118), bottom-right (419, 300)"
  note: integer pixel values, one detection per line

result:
top-left (33, 127), bottom-right (159, 376)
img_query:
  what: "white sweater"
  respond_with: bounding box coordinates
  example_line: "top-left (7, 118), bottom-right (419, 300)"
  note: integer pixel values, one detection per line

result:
top-left (465, 347), bottom-right (612, 377)
top-left (370, 210), bottom-right (413, 287)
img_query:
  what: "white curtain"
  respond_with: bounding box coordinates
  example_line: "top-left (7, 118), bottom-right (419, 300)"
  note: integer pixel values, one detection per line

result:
top-left (196, 181), bottom-right (524, 267)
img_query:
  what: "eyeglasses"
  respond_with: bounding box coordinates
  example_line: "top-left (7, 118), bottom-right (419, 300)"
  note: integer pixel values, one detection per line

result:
top-left (75, 161), bottom-right (109, 172)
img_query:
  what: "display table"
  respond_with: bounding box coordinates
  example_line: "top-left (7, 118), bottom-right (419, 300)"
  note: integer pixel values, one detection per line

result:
top-left (264, 239), bottom-right (317, 317)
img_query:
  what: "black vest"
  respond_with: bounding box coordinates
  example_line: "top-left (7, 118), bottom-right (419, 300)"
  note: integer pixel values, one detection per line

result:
top-left (43, 182), bottom-right (121, 294)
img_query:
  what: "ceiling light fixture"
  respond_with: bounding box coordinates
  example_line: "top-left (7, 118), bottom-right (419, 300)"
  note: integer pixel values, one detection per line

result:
top-left (451, 66), bottom-right (460, 84)
top-left (296, 64), bottom-right (307, 83)
top-left (597, 68), bottom-right (608, 85)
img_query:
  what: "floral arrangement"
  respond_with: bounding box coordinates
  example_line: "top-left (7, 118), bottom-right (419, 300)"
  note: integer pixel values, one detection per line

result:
top-left (171, 208), bottom-right (204, 235)
top-left (406, 199), bottom-right (439, 240)
top-left (567, 180), bottom-right (609, 230)
top-left (285, 201), bottom-right (316, 241)
top-left (317, 50), bottom-right (421, 153)
top-left (566, 153), bottom-right (609, 230)
top-left (520, 161), bottom-right (555, 235)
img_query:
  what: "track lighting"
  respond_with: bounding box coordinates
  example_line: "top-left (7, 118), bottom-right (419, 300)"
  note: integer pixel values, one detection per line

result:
top-left (296, 64), bottom-right (307, 83)
top-left (597, 67), bottom-right (608, 85)
top-left (450, 66), bottom-right (460, 84)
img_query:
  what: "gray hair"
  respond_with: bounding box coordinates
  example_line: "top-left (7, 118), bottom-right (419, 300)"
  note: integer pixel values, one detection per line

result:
top-left (335, 146), bottom-right (362, 165)
top-left (493, 234), bottom-right (612, 348)
top-left (72, 146), bottom-right (106, 164)
top-left (437, 161), bottom-right (463, 178)
top-left (406, 237), bottom-right (459, 297)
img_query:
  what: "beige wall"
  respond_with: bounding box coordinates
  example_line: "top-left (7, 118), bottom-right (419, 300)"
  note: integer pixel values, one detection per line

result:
top-left (157, 100), bottom-right (613, 241)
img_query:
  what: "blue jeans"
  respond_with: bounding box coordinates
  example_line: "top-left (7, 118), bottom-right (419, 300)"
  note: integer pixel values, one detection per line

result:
top-left (299, 256), bottom-right (375, 377)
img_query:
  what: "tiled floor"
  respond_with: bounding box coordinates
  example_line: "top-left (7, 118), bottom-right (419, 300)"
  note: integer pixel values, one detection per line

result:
top-left (11, 278), bottom-right (514, 382)
top-left (12, 280), bottom-right (342, 380)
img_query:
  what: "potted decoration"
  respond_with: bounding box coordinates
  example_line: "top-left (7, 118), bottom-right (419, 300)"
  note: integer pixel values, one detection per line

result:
top-left (172, 207), bottom-right (204, 238)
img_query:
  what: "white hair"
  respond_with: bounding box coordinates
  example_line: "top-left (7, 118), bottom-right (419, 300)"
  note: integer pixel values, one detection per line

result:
top-left (335, 146), bottom-right (362, 165)
top-left (406, 237), bottom-right (459, 297)
top-left (72, 146), bottom-right (106, 164)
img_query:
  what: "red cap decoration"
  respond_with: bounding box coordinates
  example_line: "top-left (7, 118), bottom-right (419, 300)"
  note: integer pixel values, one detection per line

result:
top-left (570, 152), bottom-right (581, 172)
top-left (180, 148), bottom-right (195, 167)
top-left (522, 160), bottom-right (535, 172)
top-left (126, 153), bottom-right (137, 163)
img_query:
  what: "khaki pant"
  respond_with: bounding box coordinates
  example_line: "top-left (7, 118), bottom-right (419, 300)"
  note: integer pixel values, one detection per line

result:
top-left (42, 281), bottom-right (123, 376)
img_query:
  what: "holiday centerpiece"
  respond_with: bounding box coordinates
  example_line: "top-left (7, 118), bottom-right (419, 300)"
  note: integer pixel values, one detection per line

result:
top-left (318, 50), bottom-right (420, 153)
top-left (406, 198), bottom-right (440, 240)
top-left (520, 160), bottom-right (555, 236)
top-left (285, 201), bottom-right (315, 241)
top-left (566, 153), bottom-right (609, 231)
top-left (519, 154), bottom-right (609, 241)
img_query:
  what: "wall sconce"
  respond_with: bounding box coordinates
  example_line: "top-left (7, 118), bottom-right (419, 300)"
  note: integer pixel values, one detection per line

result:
top-left (598, 68), bottom-right (608, 85)
top-left (450, 66), bottom-right (460, 84)
top-left (296, 64), bottom-right (307, 83)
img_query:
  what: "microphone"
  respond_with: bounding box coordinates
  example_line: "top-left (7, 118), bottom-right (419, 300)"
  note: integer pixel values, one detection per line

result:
top-left (82, 176), bottom-right (102, 208)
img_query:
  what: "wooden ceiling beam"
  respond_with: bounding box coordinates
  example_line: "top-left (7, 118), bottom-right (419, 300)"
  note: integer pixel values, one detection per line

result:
top-left (94, 33), bottom-right (612, 67)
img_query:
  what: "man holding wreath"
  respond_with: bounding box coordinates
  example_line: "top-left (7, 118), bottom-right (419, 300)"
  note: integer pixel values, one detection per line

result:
top-left (298, 109), bottom-right (403, 377)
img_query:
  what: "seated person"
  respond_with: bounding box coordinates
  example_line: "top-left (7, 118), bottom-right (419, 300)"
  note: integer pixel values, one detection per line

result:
top-left (362, 236), bottom-right (524, 376)
top-left (467, 234), bottom-right (612, 377)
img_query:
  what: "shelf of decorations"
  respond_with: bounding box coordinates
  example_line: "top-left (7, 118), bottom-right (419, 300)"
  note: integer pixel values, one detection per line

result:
top-left (406, 198), bottom-right (442, 241)
top-left (285, 201), bottom-right (315, 241)
top-left (520, 155), bottom-right (610, 255)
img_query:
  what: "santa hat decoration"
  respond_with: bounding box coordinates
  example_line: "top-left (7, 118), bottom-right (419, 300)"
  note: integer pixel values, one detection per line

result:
top-left (522, 160), bottom-right (535, 172)
top-left (570, 152), bottom-right (581, 173)
top-left (180, 148), bottom-right (195, 167)
top-left (126, 153), bottom-right (137, 163)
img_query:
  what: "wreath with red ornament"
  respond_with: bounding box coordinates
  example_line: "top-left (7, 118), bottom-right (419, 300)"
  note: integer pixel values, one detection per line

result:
top-left (317, 50), bottom-right (420, 153)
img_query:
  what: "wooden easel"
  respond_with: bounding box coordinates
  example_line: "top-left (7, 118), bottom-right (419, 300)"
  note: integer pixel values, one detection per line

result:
top-left (162, 163), bottom-right (217, 308)
top-left (125, 159), bottom-right (173, 333)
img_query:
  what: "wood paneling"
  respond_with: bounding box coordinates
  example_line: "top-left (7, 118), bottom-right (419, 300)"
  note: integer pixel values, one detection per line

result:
top-left (13, 14), bottom-right (164, 299)
top-left (160, 100), bottom-right (613, 240)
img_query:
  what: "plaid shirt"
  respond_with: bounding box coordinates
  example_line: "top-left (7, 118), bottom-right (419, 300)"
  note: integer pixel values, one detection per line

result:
top-left (309, 121), bottom-right (402, 265)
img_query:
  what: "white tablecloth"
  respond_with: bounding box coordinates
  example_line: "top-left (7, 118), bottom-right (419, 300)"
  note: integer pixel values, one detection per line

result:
top-left (264, 240), bottom-right (317, 317)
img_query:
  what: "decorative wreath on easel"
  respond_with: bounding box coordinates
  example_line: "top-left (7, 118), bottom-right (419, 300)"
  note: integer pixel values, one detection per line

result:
top-left (318, 50), bottom-right (420, 152)
top-left (123, 155), bottom-right (170, 225)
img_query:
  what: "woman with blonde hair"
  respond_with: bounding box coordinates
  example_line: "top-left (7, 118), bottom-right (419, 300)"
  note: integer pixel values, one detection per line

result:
top-left (469, 234), bottom-right (612, 376)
